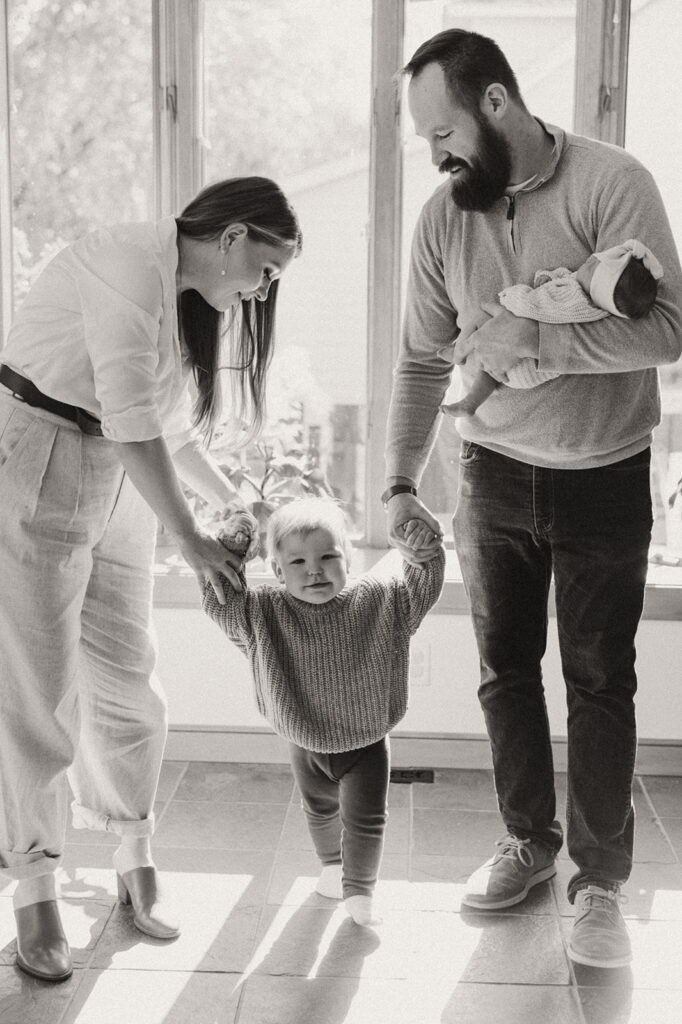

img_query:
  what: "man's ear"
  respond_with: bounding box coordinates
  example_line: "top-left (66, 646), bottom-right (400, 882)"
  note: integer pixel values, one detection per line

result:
top-left (481, 83), bottom-right (508, 119)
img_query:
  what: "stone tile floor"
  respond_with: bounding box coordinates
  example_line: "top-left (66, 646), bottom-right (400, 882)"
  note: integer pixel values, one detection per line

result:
top-left (1, 763), bottom-right (681, 1024)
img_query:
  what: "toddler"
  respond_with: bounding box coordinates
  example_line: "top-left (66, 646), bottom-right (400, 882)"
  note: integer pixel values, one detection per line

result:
top-left (442, 237), bottom-right (663, 418)
top-left (202, 498), bottom-right (445, 925)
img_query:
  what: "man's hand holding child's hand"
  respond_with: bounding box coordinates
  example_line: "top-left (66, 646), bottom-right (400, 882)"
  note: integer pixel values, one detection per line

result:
top-left (401, 518), bottom-right (444, 553)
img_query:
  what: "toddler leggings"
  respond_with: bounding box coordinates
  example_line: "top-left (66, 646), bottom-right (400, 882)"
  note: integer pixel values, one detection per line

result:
top-left (289, 737), bottom-right (389, 899)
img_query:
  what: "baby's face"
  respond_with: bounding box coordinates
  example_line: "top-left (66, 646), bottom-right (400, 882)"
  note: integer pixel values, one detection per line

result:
top-left (575, 253), bottom-right (599, 292)
top-left (272, 527), bottom-right (348, 604)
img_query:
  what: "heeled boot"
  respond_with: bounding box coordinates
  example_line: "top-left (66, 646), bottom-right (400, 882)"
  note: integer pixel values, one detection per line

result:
top-left (117, 866), bottom-right (180, 940)
top-left (14, 900), bottom-right (73, 982)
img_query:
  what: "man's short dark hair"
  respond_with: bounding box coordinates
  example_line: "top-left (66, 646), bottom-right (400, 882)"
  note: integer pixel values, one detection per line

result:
top-left (614, 258), bottom-right (659, 318)
top-left (402, 28), bottom-right (525, 113)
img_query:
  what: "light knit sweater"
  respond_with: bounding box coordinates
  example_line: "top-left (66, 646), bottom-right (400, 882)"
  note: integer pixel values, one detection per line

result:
top-left (499, 267), bottom-right (609, 389)
top-left (202, 549), bottom-right (445, 754)
top-left (387, 121), bottom-right (682, 473)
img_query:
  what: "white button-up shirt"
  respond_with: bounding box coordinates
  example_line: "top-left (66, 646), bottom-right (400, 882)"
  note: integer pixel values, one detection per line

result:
top-left (3, 217), bottom-right (197, 450)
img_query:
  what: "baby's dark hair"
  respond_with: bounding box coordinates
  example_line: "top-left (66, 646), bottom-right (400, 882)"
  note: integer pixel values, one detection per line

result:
top-left (614, 257), bottom-right (659, 318)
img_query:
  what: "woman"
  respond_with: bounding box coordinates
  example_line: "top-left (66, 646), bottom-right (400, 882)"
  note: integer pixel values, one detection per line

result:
top-left (0, 176), bottom-right (302, 981)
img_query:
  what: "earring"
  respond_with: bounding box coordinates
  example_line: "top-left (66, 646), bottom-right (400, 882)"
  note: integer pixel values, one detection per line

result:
top-left (220, 249), bottom-right (227, 276)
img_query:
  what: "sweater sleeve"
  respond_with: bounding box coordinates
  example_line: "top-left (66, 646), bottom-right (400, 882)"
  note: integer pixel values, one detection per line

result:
top-left (396, 547), bottom-right (446, 634)
top-left (537, 165), bottom-right (682, 374)
top-left (385, 199), bottom-right (458, 484)
top-left (200, 571), bottom-right (253, 654)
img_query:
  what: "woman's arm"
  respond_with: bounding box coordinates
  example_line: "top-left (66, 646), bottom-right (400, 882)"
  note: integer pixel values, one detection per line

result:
top-left (114, 436), bottom-right (243, 602)
top-left (171, 437), bottom-right (241, 511)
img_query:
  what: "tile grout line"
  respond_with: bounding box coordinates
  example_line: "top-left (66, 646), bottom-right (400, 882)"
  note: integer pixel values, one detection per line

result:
top-left (233, 775), bottom-right (298, 1018)
top-left (154, 761), bottom-right (191, 829)
top-left (636, 775), bottom-right (681, 864)
top-left (405, 783), bottom-right (414, 883)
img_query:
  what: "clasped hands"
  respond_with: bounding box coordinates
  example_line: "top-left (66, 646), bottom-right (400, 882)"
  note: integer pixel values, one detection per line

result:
top-left (452, 300), bottom-right (539, 382)
top-left (183, 504), bottom-right (259, 605)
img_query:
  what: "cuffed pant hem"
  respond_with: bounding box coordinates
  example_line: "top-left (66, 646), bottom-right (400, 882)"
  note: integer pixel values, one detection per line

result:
top-left (320, 854), bottom-right (342, 866)
top-left (342, 883), bottom-right (376, 899)
top-left (567, 874), bottom-right (626, 903)
top-left (71, 802), bottom-right (155, 837)
top-left (0, 852), bottom-right (62, 882)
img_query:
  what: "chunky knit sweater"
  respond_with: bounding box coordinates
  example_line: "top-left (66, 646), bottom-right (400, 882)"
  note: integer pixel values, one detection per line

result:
top-left (202, 549), bottom-right (445, 753)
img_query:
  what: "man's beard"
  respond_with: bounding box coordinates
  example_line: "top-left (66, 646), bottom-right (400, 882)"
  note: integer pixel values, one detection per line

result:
top-left (440, 116), bottom-right (512, 212)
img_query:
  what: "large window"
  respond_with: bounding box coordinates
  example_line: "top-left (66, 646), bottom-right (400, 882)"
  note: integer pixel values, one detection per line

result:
top-left (7, 0), bottom-right (154, 305)
top-left (202, 0), bottom-right (372, 537)
top-left (1, 0), bottom-right (681, 593)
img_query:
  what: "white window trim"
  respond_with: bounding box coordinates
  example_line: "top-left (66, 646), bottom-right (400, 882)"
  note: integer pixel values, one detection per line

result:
top-left (154, 0), bottom-right (204, 216)
top-left (0, 0), bottom-right (12, 343)
top-left (573, 0), bottom-right (630, 143)
top-left (365, 0), bottom-right (405, 547)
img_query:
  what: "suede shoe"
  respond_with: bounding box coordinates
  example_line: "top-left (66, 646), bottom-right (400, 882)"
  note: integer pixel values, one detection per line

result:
top-left (568, 885), bottom-right (632, 968)
top-left (461, 834), bottom-right (557, 909)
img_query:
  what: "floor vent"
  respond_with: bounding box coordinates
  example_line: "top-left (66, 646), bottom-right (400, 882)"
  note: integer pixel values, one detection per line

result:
top-left (390, 768), bottom-right (434, 784)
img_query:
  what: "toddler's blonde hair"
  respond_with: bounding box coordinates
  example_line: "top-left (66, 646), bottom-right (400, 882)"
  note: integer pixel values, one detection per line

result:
top-left (266, 498), bottom-right (352, 563)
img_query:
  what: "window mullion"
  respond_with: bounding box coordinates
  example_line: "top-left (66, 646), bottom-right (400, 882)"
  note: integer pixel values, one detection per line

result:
top-left (365, 0), bottom-right (404, 546)
top-left (574, 0), bottom-right (630, 145)
top-left (0, 0), bottom-right (13, 343)
top-left (154, 0), bottom-right (203, 217)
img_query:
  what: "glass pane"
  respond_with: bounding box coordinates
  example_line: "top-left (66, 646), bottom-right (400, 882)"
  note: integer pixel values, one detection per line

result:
top-left (8, 0), bottom-right (154, 306)
top-left (202, 0), bottom-right (371, 540)
top-left (402, 0), bottom-right (577, 535)
top-left (625, 0), bottom-right (682, 575)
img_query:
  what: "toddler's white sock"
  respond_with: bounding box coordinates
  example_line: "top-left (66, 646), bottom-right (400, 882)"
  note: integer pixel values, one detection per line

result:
top-left (344, 894), bottom-right (381, 926)
top-left (13, 873), bottom-right (57, 911)
top-left (112, 836), bottom-right (153, 878)
top-left (316, 863), bottom-right (343, 899)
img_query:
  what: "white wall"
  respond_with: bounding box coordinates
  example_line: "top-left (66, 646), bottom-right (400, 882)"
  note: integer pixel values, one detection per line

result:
top-left (154, 600), bottom-right (682, 747)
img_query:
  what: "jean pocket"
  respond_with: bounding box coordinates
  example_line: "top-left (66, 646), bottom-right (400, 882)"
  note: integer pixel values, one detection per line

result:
top-left (459, 440), bottom-right (483, 465)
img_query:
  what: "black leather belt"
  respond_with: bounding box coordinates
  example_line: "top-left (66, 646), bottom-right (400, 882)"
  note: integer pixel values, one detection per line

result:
top-left (0, 364), bottom-right (103, 437)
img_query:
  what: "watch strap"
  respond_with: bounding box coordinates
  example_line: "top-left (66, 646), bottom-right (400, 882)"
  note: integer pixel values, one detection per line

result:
top-left (381, 484), bottom-right (417, 508)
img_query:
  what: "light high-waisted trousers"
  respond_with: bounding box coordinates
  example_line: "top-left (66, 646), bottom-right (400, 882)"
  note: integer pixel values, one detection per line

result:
top-left (0, 389), bottom-right (168, 881)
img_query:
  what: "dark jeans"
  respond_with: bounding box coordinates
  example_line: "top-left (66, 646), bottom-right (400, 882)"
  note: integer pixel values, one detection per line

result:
top-left (453, 442), bottom-right (652, 901)
top-left (289, 737), bottom-right (390, 899)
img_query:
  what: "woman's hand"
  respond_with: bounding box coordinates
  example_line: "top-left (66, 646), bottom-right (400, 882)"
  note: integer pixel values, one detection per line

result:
top-left (177, 527), bottom-right (245, 604)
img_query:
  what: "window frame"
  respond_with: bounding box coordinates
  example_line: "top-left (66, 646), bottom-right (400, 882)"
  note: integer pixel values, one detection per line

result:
top-left (0, 0), bottom-right (679, 618)
top-left (0, 0), bottom-right (12, 344)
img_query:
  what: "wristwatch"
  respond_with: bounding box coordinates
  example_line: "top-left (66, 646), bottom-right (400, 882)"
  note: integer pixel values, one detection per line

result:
top-left (381, 484), bottom-right (417, 510)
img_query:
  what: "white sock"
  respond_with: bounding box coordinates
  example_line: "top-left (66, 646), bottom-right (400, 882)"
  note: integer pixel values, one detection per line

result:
top-left (13, 873), bottom-right (57, 911)
top-left (112, 836), bottom-right (153, 877)
top-left (344, 894), bottom-right (381, 926)
top-left (316, 864), bottom-right (343, 899)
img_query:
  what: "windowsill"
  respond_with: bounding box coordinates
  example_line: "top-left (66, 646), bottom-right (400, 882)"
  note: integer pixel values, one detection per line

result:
top-left (153, 545), bottom-right (682, 620)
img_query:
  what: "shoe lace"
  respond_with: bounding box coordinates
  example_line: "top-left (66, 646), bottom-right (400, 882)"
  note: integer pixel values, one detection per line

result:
top-left (495, 835), bottom-right (535, 867)
top-left (580, 886), bottom-right (628, 913)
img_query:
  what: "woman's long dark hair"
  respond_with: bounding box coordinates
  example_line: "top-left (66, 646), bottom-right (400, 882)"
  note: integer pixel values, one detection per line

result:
top-left (176, 176), bottom-right (302, 443)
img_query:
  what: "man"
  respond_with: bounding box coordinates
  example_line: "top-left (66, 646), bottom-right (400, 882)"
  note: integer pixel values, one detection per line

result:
top-left (383, 28), bottom-right (682, 968)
